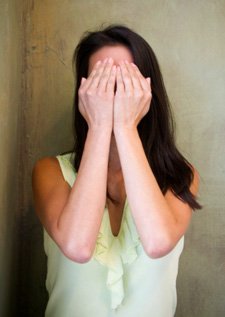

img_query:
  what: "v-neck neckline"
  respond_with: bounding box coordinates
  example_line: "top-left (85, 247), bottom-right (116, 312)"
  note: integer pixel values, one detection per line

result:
top-left (105, 198), bottom-right (128, 239)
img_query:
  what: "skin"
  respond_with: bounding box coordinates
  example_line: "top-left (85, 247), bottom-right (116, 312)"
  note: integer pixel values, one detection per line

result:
top-left (32, 45), bottom-right (199, 263)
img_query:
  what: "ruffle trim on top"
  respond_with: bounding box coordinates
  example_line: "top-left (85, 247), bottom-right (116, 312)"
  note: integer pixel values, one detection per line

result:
top-left (94, 201), bottom-right (140, 310)
top-left (56, 153), bottom-right (140, 309)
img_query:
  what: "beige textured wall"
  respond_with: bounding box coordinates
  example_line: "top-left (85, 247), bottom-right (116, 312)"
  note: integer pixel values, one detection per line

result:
top-left (4, 0), bottom-right (224, 316)
top-left (0, 0), bottom-right (22, 316)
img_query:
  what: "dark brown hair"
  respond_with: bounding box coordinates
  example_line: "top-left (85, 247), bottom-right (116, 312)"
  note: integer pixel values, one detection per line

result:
top-left (71, 24), bottom-right (201, 210)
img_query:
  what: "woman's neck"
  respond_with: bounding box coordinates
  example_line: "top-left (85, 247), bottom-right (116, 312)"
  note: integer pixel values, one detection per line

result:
top-left (108, 133), bottom-right (121, 172)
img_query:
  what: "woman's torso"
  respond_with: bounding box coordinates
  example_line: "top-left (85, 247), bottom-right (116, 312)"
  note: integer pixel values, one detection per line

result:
top-left (44, 152), bottom-right (184, 317)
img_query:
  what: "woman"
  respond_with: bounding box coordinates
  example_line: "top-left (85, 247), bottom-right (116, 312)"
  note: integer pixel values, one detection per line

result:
top-left (32, 25), bottom-right (201, 317)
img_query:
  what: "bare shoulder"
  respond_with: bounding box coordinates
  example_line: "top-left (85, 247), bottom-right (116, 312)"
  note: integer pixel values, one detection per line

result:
top-left (32, 156), bottom-right (60, 176)
top-left (32, 156), bottom-right (65, 186)
top-left (32, 155), bottom-right (68, 200)
top-left (32, 156), bottom-right (70, 236)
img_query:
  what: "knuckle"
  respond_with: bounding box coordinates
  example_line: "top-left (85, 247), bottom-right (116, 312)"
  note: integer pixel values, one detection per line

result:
top-left (135, 90), bottom-right (143, 98)
top-left (86, 89), bottom-right (94, 96)
top-left (126, 91), bottom-right (133, 97)
top-left (78, 88), bottom-right (85, 96)
top-left (96, 90), bottom-right (103, 97)
top-left (145, 91), bottom-right (152, 99)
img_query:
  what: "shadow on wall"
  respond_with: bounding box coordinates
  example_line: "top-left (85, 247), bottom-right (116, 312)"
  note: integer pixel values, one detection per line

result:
top-left (18, 205), bottom-right (48, 317)
top-left (18, 108), bottom-right (74, 316)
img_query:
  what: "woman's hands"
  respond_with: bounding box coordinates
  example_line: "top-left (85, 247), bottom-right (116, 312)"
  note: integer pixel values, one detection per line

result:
top-left (78, 58), bottom-right (152, 131)
top-left (78, 58), bottom-right (116, 131)
top-left (114, 61), bottom-right (151, 130)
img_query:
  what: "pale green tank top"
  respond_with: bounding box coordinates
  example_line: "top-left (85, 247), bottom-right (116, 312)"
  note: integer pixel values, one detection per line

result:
top-left (44, 152), bottom-right (184, 317)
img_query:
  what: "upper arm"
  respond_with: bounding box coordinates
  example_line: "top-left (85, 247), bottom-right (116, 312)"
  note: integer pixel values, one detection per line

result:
top-left (165, 167), bottom-right (200, 237)
top-left (32, 156), bottom-right (71, 244)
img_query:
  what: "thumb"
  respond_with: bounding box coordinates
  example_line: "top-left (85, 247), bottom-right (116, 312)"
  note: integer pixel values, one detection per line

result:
top-left (81, 77), bottom-right (86, 85)
top-left (146, 77), bottom-right (151, 85)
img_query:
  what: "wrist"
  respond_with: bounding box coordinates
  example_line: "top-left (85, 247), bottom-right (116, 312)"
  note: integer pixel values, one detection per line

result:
top-left (88, 123), bottom-right (112, 134)
top-left (113, 124), bottom-right (138, 136)
top-left (113, 125), bottom-right (140, 145)
top-left (88, 125), bottom-right (112, 141)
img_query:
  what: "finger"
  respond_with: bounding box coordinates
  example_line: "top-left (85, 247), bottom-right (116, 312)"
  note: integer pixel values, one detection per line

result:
top-left (119, 61), bottom-right (133, 93)
top-left (124, 60), bottom-right (142, 91)
top-left (87, 60), bottom-right (101, 80)
top-left (98, 58), bottom-right (114, 92)
top-left (89, 58), bottom-right (109, 89)
top-left (106, 65), bottom-right (116, 93)
top-left (145, 77), bottom-right (152, 96)
top-left (116, 66), bottom-right (124, 93)
top-left (131, 63), bottom-right (150, 91)
top-left (81, 60), bottom-right (101, 90)
top-left (80, 77), bottom-right (86, 86)
top-left (146, 77), bottom-right (151, 87)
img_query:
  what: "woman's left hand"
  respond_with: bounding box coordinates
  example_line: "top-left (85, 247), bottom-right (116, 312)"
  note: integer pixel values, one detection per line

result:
top-left (113, 61), bottom-right (152, 130)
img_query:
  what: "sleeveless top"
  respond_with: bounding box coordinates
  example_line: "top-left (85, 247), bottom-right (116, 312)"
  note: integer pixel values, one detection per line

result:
top-left (43, 152), bottom-right (184, 317)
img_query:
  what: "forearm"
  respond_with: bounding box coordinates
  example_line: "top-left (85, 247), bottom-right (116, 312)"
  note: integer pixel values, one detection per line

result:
top-left (57, 127), bottom-right (111, 260)
top-left (114, 127), bottom-right (179, 257)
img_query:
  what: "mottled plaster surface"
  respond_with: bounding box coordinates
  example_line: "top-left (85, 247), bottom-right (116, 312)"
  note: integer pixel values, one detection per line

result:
top-left (1, 1), bottom-right (225, 316)
top-left (0, 0), bottom-right (23, 316)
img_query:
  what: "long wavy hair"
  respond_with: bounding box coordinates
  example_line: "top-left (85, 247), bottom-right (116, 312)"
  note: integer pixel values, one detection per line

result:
top-left (71, 24), bottom-right (201, 210)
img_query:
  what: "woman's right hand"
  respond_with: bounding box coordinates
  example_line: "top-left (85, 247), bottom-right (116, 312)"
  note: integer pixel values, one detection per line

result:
top-left (78, 58), bottom-right (116, 131)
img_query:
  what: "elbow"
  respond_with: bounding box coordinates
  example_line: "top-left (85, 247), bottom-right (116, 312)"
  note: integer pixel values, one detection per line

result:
top-left (144, 234), bottom-right (175, 259)
top-left (145, 246), bottom-right (171, 259)
top-left (61, 242), bottom-right (93, 263)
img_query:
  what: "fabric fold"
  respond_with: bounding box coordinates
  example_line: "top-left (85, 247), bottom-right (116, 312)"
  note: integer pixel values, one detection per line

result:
top-left (94, 204), bottom-right (140, 309)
